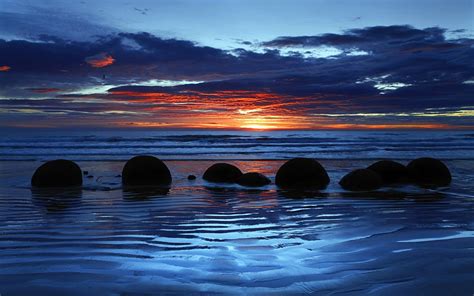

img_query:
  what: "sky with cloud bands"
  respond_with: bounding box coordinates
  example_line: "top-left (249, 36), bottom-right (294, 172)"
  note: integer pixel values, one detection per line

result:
top-left (0, 0), bottom-right (473, 129)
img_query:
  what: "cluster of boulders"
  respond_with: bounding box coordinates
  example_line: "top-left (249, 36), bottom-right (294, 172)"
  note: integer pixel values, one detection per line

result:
top-left (31, 155), bottom-right (452, 191)
top-left (203, 163), bottom-right (271, 187)
top-left (339, 158), bottom-right (451, 190)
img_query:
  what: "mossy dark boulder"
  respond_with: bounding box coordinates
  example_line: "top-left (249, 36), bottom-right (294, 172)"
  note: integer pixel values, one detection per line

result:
top-left (203, 163), bottom-right (242, 183)
top-left (122, 155), bottom-right (172, 186)
top-left (367, 160), bottom-right (408, 184)
top-left (236, 172), bottom-right (271, 187)
top-left (275, 158), bottom-right (330, 189)
top-left (407, 157), bottom-right (451, 187)
top-left (339, 168), bottom-right (383, 191)
top-left (31, 159), bottom-right (83, 187)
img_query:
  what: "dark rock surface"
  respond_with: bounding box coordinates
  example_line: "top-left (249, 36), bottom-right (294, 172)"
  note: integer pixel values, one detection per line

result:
top-left (187, 174), bottom-right (197, 180)
top-left (407, 157), bottom-right (451, 187)
top-left (122, 155), bottom-right (172, 186)
top-left (367, 160), bottom-right (408, 184)
top-left (339, 168), bottom-right (383, 191)
top-left (236, 172), bottom-right (271, 187)
top-left (203, 163), bottom-right (243, 183)
top-left (275, 158), bottom-right (330, 189)
top-left (31, 159), bottom-right (83, 188)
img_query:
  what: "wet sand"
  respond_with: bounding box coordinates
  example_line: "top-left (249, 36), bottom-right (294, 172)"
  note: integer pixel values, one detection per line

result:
top-left (0, 159), bottom-right (473, 295)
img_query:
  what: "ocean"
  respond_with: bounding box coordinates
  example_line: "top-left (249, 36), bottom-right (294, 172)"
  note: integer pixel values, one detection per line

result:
top-left (1, 129), bottom-right (474, 161)
top-left (0, 130), bottom-right (473, 295)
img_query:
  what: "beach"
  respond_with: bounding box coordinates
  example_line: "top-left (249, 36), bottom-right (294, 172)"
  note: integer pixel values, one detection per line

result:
top-left (0, 131), bottom-right (473, 295)
top-left (2, 0), bottom-right (473, 293)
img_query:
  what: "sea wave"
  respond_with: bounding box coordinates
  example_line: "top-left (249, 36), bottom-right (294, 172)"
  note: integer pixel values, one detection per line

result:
top-left (1, 130), bottom-right (473, 161)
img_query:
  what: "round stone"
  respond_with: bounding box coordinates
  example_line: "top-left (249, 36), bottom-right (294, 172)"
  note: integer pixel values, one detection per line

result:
top-left (122, 155), bottom-right (172, 186)
top-left (31, 159), bottom-right (83, 187)
top-left (275, 158), bottom-right (330, 189)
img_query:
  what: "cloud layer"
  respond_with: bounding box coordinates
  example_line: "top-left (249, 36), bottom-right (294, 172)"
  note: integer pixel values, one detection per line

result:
top-left (1, 25), bottom-right (473, 129)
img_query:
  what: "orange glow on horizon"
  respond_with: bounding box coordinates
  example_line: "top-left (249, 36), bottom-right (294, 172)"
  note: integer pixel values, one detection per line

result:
top-left (118, 119), bottom-right (461, 131)
top-left (108, 90), bottom-right (320, 129)
top-left (241, 124), bottom-right (277, 130)
top-left (0, 65), bottom-right (11, 72)
top-left (55, 88), bottom-right (472, 130)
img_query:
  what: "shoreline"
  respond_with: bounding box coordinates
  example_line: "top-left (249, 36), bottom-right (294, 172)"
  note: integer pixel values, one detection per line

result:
top-left (2, 158), bottom-right (470, 196)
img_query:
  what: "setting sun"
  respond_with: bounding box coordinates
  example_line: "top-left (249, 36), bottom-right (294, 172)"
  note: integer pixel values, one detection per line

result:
top-left (241, 124), bottom-right (276, 130)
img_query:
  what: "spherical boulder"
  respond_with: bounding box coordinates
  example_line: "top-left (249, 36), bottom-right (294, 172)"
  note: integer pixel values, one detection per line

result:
top-left (367, 160), bottom-right (408, 184)
top-left (339, 168), bottom-right (383, 191)
top-left (275, 158), bottom-right (330, 189)
top-left (122, 155), bottom-right (172, 186)
top-left (203, 163), bottom-right (242, 183)
top-left (407, 157), bottom-right (451, 187)
top-left (187, 174), bottom-right (197, 180)
top-left (236, 172), bottom-right (271, 187)
top-left (31, 159), bottom-right (83, 187)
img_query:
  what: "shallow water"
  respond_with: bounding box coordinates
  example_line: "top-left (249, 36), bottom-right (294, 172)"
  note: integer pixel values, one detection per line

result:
top-left (0, 159), bottom-right (473, 295)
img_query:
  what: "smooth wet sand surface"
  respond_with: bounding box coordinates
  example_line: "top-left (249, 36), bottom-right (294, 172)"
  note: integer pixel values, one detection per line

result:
top-left (0, 160), bottom-right (473, 295)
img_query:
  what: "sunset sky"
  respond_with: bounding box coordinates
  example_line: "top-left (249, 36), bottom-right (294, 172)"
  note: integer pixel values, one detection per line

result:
top-left (0, 0), bottom-right (473, 130)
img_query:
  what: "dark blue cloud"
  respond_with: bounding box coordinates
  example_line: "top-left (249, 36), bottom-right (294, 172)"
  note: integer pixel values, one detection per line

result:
top-left (263, 25), bottom-right (447, 48)
top-left (1, 25), bottom-right (473, 127)
top-left (0, 32), bottom-right (308, 83)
